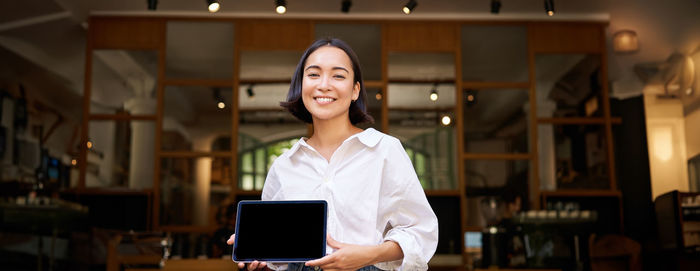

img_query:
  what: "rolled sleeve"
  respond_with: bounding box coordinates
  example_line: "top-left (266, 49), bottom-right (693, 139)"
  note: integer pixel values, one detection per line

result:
top-left (377, 139), bottom-right (439, 270)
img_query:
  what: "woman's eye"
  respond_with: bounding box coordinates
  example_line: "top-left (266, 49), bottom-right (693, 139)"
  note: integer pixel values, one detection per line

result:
top-left (307, 73), bottom-right (319, 78)
top-left (334, 75), bottom-right (346, 79)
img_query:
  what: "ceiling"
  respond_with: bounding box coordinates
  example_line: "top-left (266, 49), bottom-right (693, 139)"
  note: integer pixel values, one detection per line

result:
top-left (8, 0), bottom-right (697, 141)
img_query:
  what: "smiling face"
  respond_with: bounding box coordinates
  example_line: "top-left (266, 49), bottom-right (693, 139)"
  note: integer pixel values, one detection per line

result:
top-left (301, 46), bottom-right (360, 125)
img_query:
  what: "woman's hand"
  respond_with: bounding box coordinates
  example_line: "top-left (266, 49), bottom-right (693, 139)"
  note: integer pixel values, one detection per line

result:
top-left (305, 236), bottom-right (396, 271)
top-left (227, 234), bottom-right (268, 271)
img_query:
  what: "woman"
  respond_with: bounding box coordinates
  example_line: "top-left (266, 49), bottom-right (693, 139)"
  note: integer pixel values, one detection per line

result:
top-left (228, 38), bottom-right (438, 271)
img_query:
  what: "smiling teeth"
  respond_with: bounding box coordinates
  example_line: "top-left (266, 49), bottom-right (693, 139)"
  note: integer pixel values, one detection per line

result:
top-left (316, 98), bottom-right (335, 103)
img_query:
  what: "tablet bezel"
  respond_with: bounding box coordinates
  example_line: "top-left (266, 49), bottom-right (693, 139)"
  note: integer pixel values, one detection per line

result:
top-left (232, 200), bottom-right (328, 263)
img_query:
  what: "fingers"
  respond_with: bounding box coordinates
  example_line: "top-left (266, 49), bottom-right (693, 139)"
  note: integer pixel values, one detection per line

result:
top-left (326, 235), bottom-right (343, 249)
top-left (246, 261), bottom-right (267, 271)
top-left (305, 255), bottom-right (333, 267)
top-left (227, 234), bottom-right (236, 245)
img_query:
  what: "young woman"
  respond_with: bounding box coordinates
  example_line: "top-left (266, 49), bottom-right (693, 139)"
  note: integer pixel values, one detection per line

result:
top-left (228, 38), bottom-right (438, 271)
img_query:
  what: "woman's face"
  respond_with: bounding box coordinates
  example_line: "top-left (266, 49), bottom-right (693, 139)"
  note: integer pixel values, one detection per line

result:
top-left (301, 46), bottom-right (360, 124)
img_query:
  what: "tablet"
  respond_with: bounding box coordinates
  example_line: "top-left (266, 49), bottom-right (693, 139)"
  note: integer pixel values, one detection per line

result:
top-left (232, 200), bottom-right (327, 262)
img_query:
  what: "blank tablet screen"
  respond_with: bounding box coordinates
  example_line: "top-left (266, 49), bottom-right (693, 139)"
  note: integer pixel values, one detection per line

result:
top-left (233, 200), bottom-right (327, 262)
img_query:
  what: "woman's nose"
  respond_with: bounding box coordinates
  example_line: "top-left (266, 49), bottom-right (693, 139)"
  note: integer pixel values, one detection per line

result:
top-left (317, 75), bottom-right (331, 90)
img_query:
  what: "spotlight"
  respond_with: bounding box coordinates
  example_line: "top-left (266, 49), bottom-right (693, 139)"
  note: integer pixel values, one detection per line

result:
top-left (403, 0), bottom-right (417, 15)
top-left (217, 101), bottom-right (226, 109)
top-left (544, 0), bottom-right (555, 16)
top-left (247, 84), bottom-right (255, 100)
top-left (441, 115), bottom-right (452, 126)
top-left (341, 0), bottom-right (352, 13)
top-left (276, 0), bottom-right (287, 14)
top-left (429, 83), bottom-right (438, 101)
top-left (375, 92), bottom-right (382, 100)
top-left (147, 0), bottom-right (158, 11)
top-left (71, 159), bottom-right (77, 166)
top-left (213, 87), bottom-right (225, 108)
top-left (207, 0), bottom-right (220, 13)
top-left (490, 0), bottom-right (501, 14)
top-left (86, 140), bottom-right (93, 149)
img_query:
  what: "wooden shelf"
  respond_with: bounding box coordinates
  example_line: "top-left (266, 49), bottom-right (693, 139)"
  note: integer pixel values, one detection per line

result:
top-left (541, 189), bottom-right (621, 197)
top-left (538, 117), bottom-right (622, 125)
top-left (159, 151), bottom-right (233, 158)
top-left (89, 114), bottom-right (157, 121)
top-left (463, 153), bottom-right (531, 160)
top-left (163, 78), bottom-right (232, 87)
top-left (462, 81), bottom-right (529, 89)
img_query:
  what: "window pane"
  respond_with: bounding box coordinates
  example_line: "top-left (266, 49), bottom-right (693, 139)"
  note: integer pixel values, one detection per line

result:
top-left (160, 157), bottom-right (231, 226)
top-left (463, 88), bottom-right (530, 153)
top-left (87, 120), bottom-right (155, 188)
top-left (464, 159), bottom-right (530, 227)
top-left (162, 86), bottom-right (232, 152)
top-left (538, 124), bottom-right (609, 190)
top-left (461, 25), bottom-right (528, 82)
top-left (90, 50), bottom-right (157, 115)
top-left (535, 54), bottom-right (603, 118)
top-left (166, 21), bottom-right (234, 79)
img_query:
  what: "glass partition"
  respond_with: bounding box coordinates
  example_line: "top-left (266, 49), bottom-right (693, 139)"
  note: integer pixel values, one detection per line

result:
top-left (535, 54), bottom-right (603, 118)
top-left (388, 52), bottom-right (457, 190)
top-left (86, 120), bottom-right (155, 188)
top-left (166, 21), bottom-right (234, 79)
top-left (162, 86), bottom-right (232, 152)
top-left (461, 25), bottom-right (528, 82)
top-left (464, 159), bottom-right (530, 227)
top-left (90, 50), bottom-right (158, 115)
top-left (463, 88), bottom-right (530, 154)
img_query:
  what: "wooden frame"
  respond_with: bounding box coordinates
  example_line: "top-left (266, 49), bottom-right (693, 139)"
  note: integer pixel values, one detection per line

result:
top-left (80, 16), bottom-right (618, 266)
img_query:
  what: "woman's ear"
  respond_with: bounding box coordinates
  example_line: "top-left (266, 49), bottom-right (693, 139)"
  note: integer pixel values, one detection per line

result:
top-left (352, 82), bottom-right (360, 101)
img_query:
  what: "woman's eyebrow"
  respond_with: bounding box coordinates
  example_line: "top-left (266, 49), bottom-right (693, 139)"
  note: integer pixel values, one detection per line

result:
top-left (304, 65), bottom-right (349, 73)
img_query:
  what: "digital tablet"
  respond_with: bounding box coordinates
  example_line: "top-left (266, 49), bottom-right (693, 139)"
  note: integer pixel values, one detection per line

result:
top-left (232, 200), bottom-right (327, 263)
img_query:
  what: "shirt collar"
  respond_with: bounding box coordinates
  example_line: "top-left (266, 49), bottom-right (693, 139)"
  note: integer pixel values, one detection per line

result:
top-left (286, 128), bottom-right (382, 157)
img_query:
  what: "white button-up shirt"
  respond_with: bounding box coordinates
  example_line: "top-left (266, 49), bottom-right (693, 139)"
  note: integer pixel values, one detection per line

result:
top-left (262, 128), bottom-right (439, 271)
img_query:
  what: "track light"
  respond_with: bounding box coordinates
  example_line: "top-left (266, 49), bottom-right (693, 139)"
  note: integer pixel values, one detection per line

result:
top-left (429, 83), bottom-right (438, 101)
top-left (341, 0), bottom-right (352, 13)
top-left (403, 0), bottom-right (417, 15)
top-left (490, 0), bottom-right (501, 14)
top-left (213, 88), bottom-right (225, 109)
top-left (207, 0), bottom-right (220, 13)
top-left (544, 0), bottom-right (555, 16)
top-left (276, 0), bottom-right (287, 14)
top-left (147, 0), bottom-right (158, 11)
top-left (247, 84), bottom-right (255, 100)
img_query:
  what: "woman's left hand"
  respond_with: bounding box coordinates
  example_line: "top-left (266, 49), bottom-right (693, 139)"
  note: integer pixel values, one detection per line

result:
top-left (304, 236), bottom-right (377, 271)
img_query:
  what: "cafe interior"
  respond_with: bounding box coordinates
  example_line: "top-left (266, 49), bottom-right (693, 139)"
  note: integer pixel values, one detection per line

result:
top-left (1, 0), bottom-right (699, 270)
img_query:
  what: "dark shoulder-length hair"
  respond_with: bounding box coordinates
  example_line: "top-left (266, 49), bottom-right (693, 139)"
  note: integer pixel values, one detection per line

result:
top-left (280, 38), bottom-right (374, 125)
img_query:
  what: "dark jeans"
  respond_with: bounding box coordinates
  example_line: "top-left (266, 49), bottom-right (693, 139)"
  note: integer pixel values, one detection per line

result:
top-left (286, 263), bottom-right (382, 271)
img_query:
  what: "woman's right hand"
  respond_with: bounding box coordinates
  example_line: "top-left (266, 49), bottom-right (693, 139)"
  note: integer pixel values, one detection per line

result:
top-left (227, 234), bottom-right (268, 271)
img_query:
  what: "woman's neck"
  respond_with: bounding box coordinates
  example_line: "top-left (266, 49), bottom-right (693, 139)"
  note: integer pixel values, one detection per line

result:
top-left (307, 118), bottom-right (362, 161)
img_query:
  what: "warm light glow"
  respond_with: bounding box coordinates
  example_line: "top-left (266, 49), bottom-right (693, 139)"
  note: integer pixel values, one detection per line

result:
top-left (547, 10), bottom-right (554, 16)
top-left (403, 7), bottom-right (411, 14)
top-left (467, 94), bottom-right (475, 102)
top-left (441, 115), bottom-right (451, 126)
top-left (71, 159), bottom-right (77, 166)
top-left (613, 30), bottom-right (639, 53)
top-left (653, 126), bottom-right (673, 161)
top-left (217, 101), bottom-right (226, 109)
top-left (86, 141), bottom-right (93, 149)
top-left (276, 5), bottom-right (286, 14)
top-left (208, 2), bottom-right (220, 13)
top-left (429, 92), bottom-right (438, 101)
top-left (375, 93), bottom-right (382, 100)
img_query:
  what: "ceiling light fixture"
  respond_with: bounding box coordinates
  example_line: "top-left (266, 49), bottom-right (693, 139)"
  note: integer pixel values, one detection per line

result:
top-left (276, 0), bottom-right (287, 14)
top-left (429, 83), bottom-right (439, 101)
top-left (544, 0), bottom-right (555, 16)
top-left (403, 0), bottom-right (417, 15)
top-left (465, 89), bottom-right (477, 107)
top-left (207, 0), bottom-right (220, 13)
top-left (490, 0), bottom-right (501, 14)
top-left (441, 115), bottom-right (452, 126)
top-left (147, 0), bottom-right (158, 11)
top-left (213, 88), bottom-right (225, 109)
top-left (341, 0), bottom-right (352, 13)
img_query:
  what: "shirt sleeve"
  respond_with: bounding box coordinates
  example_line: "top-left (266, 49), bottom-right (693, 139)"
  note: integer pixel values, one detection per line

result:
top-left (376, 138), bottom-right (439, 271)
